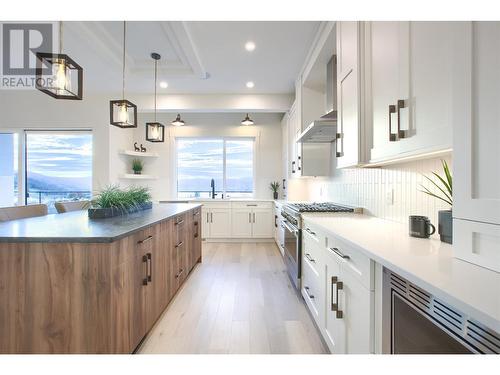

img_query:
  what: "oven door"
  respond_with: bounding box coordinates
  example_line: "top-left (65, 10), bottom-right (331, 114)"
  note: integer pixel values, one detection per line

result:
top-left (282, 220), bottom-right (301, 289)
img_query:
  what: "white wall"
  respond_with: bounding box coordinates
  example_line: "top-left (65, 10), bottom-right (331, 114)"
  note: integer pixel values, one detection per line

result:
top-left (289, 155), bottom-right (453, 231)
top-left (116, 112), bottom-right (283, 201)
top-left (0, 90), bottom-right (124, 192)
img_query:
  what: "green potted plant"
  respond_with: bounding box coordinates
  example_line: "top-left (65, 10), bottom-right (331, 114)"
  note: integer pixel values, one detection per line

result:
top-left (88, 185), bottom-right (152, 219)
top-left (132, 158), bottom-right (144, 175)
top-left (270, 181), bottom-right (280, 200)
top-left (420, 160), bottom-right (452, 244)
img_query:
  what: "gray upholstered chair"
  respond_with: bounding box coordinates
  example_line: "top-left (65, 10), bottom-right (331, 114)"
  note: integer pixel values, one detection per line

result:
top-left (54, 200), bottom-right (90, 214)
top-left (0, 204), bottom-right (48, 222)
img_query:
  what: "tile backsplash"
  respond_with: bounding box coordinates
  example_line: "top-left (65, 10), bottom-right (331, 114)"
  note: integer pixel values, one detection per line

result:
top-left (301, 156), bottom-right (452, 228)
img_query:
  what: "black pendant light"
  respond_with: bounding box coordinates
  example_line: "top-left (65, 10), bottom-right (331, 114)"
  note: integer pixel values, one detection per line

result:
top-left (241, 113), bottom-right (254, 126)
top-left (35, 21), bottom-right (83, 100)
top-left (110, 22), bottom-right (137, 128)
top-left (171, 113), bottom-right (185, 127)
top-left (145, 53), bottom-right (165, 143)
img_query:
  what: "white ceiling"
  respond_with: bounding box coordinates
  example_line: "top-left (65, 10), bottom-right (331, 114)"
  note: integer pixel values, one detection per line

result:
top-left (64, 21), bottom-right (320, 95)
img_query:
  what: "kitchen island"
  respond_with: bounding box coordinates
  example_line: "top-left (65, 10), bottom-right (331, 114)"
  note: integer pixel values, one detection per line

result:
top-left (0, 203), bottom-right (202, 353)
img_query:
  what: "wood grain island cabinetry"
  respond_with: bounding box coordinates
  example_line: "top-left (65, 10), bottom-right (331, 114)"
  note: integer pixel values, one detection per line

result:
top-left (0, 204), bottom-right (202, 354)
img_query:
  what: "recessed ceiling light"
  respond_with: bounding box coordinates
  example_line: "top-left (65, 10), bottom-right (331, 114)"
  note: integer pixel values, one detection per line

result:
top-left (246, 81), bottom-right (255, 88)
top-left (159, 81), bottom-right (168, 88)
top-left (245, 41), bottom-right (256, 52)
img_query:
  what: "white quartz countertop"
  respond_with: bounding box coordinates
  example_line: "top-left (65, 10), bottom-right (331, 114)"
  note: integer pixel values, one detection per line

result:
top-left (160, 198), bottom-right (278, 203)
top-left (301, 213), bottom-right (500, 332)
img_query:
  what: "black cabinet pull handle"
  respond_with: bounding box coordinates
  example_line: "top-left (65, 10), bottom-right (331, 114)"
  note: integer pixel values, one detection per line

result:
top-left (397, 99), bottom-right (407, 139)
top-left (335, 132), bottom-right (344, 157)
top-left (137, 235), bottom-right (153, 244)
top-left (142, 254), bottom-right (148, 285)
top-left (274, 215), bottom-right (278, 227)
top-left (175, 241), bottom-right (183, 248)
top-left (304, 286), bottom-right (314, 299)
top-left (329, 247), bottom-right (350, 260)
top-left (305, 228), bottom-right (316, 236)
top-left (291, 161), bottom-right (296, 173)
top-left (331, 276), bottom-right (343, 318)
top-left (175, 268), bottom-right (184, 279)
top-left (175, 219), bottom-right (184, 226)
top-left (147, 253), bottom-right (152, 282)
top-left (305, 253), bottom-right (315, 263)
top-left (389, 104), bottom-right (397, 142)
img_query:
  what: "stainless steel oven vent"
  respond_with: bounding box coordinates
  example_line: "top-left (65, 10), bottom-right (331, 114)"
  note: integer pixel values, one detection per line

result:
top-left (386, 269), bottom-right (499, 354)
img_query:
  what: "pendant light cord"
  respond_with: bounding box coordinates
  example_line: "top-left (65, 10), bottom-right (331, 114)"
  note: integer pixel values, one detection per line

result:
top-left (59, 21), bottom-right (63, 54)
top-left (154, 57), bottom-right (157, 122)
top-left (122, 21), bottom-right (126, 101)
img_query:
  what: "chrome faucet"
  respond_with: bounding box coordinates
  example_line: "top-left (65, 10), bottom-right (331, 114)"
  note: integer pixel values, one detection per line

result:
top-left (210, 178), bottom-right (217, 199)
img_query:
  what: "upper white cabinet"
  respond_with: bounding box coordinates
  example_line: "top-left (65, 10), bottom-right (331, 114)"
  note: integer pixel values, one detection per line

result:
top-left (336, 21), bottom-right (368, 168)
top-left (453, 22), bottom-right (500, 272)
top-left (368, 22), bottom-right (459, 163)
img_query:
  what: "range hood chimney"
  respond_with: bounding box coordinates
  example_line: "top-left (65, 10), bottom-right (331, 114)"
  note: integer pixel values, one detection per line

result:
top-left (297, 55), bottom-right (337, 143)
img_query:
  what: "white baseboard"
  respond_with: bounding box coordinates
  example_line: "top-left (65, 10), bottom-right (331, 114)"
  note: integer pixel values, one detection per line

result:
top-left (203, 238), bottom-right (274, 243)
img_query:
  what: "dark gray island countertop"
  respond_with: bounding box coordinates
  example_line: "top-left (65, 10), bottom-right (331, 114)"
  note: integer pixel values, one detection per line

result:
top-left (0, 203), bottom-right (202, 243)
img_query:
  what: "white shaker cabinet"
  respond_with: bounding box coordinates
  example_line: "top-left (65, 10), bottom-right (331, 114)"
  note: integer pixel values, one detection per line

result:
top-left (453, 22), bottom-right (500, 272)
top-left (369, 21), bottom-right (459, 163)
top-left (252, 208), bottom-right (274, 238)
top-left (231, 208), bottom-right (253, 238)
top-left (336, 21), bottom-right (368, 168)
top-left (324, 246), bottom-right (373, 354)
top-left (206, 208), bottom-right (232, 238)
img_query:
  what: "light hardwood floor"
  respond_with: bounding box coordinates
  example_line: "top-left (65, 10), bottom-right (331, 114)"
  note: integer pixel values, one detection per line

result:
top-left (138, 242), bottom-right (328, 354)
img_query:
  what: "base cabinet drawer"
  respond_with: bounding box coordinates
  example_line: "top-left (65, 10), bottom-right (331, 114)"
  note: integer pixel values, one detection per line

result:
top-left (301, 258), bottom-right (324, 328)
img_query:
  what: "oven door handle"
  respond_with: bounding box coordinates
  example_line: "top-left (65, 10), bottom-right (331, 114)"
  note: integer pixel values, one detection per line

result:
top-left (283, 221), bottom-right (298, 235)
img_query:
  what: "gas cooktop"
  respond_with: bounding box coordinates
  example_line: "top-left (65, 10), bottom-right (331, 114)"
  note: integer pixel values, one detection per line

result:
top-left (286, 202), bottom-right (355, 213)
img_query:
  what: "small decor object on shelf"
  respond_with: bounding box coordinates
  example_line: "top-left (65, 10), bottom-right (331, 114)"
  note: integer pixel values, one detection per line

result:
top-left (140, 144), bottom-right (146, 152)
top-left (134, 142), bottom-right (140, 152)
top-left (270, 181), bottom-right (280, 200)
top-left (132, 159), bottom-right (144, 175)
top-left (419, 160), bottom-right (453, 244)
top-left (88, 185), bottom-right (152, 219)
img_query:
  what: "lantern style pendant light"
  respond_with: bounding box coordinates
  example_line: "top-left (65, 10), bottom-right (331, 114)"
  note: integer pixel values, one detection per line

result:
top-left (145, 53), bottom-right (165, 142)
top-left (171, 113), bottom-right (185, 127)
top-left (35, 21), bottom-right (83, 100)
top-left (110, 21), bottom-right (137, 128)
top-left (241, 113), bottom-right (254, 126)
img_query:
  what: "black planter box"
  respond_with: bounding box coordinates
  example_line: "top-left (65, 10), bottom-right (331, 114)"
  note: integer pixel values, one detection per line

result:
top-left (88, 202), bottom-right (153, 219)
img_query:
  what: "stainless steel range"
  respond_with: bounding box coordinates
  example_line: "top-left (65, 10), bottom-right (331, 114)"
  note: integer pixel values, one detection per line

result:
top-left (281, 202), bottom-right (357, 289)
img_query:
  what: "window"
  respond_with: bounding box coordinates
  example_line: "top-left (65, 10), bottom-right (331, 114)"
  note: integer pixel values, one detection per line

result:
top-left (177, 138), bottom-right (254, 198)
top-left (0, 133), bottom-right (19, 207)
top-left (25, 131), bottom-right (93, 213)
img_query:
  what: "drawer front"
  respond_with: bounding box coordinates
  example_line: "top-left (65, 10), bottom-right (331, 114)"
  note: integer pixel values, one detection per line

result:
top-left (454, 218), bottom-right (500, 272)
top-left (327, 234), bottom-right (373, 290)
top-left (303, 229), bottom-right (324, 276)
top-left (201, 201), bottom-right (231, 209)
top-left (231, 201), bottom-right (272, 209)
top-left (301, 258), bottom-right (323, 326)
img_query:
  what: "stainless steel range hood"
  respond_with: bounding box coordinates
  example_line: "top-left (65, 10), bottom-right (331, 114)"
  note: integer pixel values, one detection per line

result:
top-left (297, 55), bottom-right (337, 143)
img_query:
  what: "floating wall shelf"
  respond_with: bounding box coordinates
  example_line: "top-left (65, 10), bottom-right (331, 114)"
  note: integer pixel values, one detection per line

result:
top-left (119, 150), bottom-right (159, 158)
top-left (119, 174), bottom-right (158, 180)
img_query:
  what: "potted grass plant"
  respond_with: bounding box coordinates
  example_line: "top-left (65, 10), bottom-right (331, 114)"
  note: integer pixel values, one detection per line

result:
top-left (270, 181), bottom-right (280, 200)
top-left (420, 160), bottom-right (453, 244)
top-left (88, 185), bottom-right (152, 219)
top-left (132, 158), bottom-right (144, 175)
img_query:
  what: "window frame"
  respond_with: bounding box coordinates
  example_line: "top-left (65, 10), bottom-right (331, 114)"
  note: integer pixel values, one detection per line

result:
top-left (174, 136), bottom-right (256, 199)
top-left (0, 128), bottom-right (93, 207)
